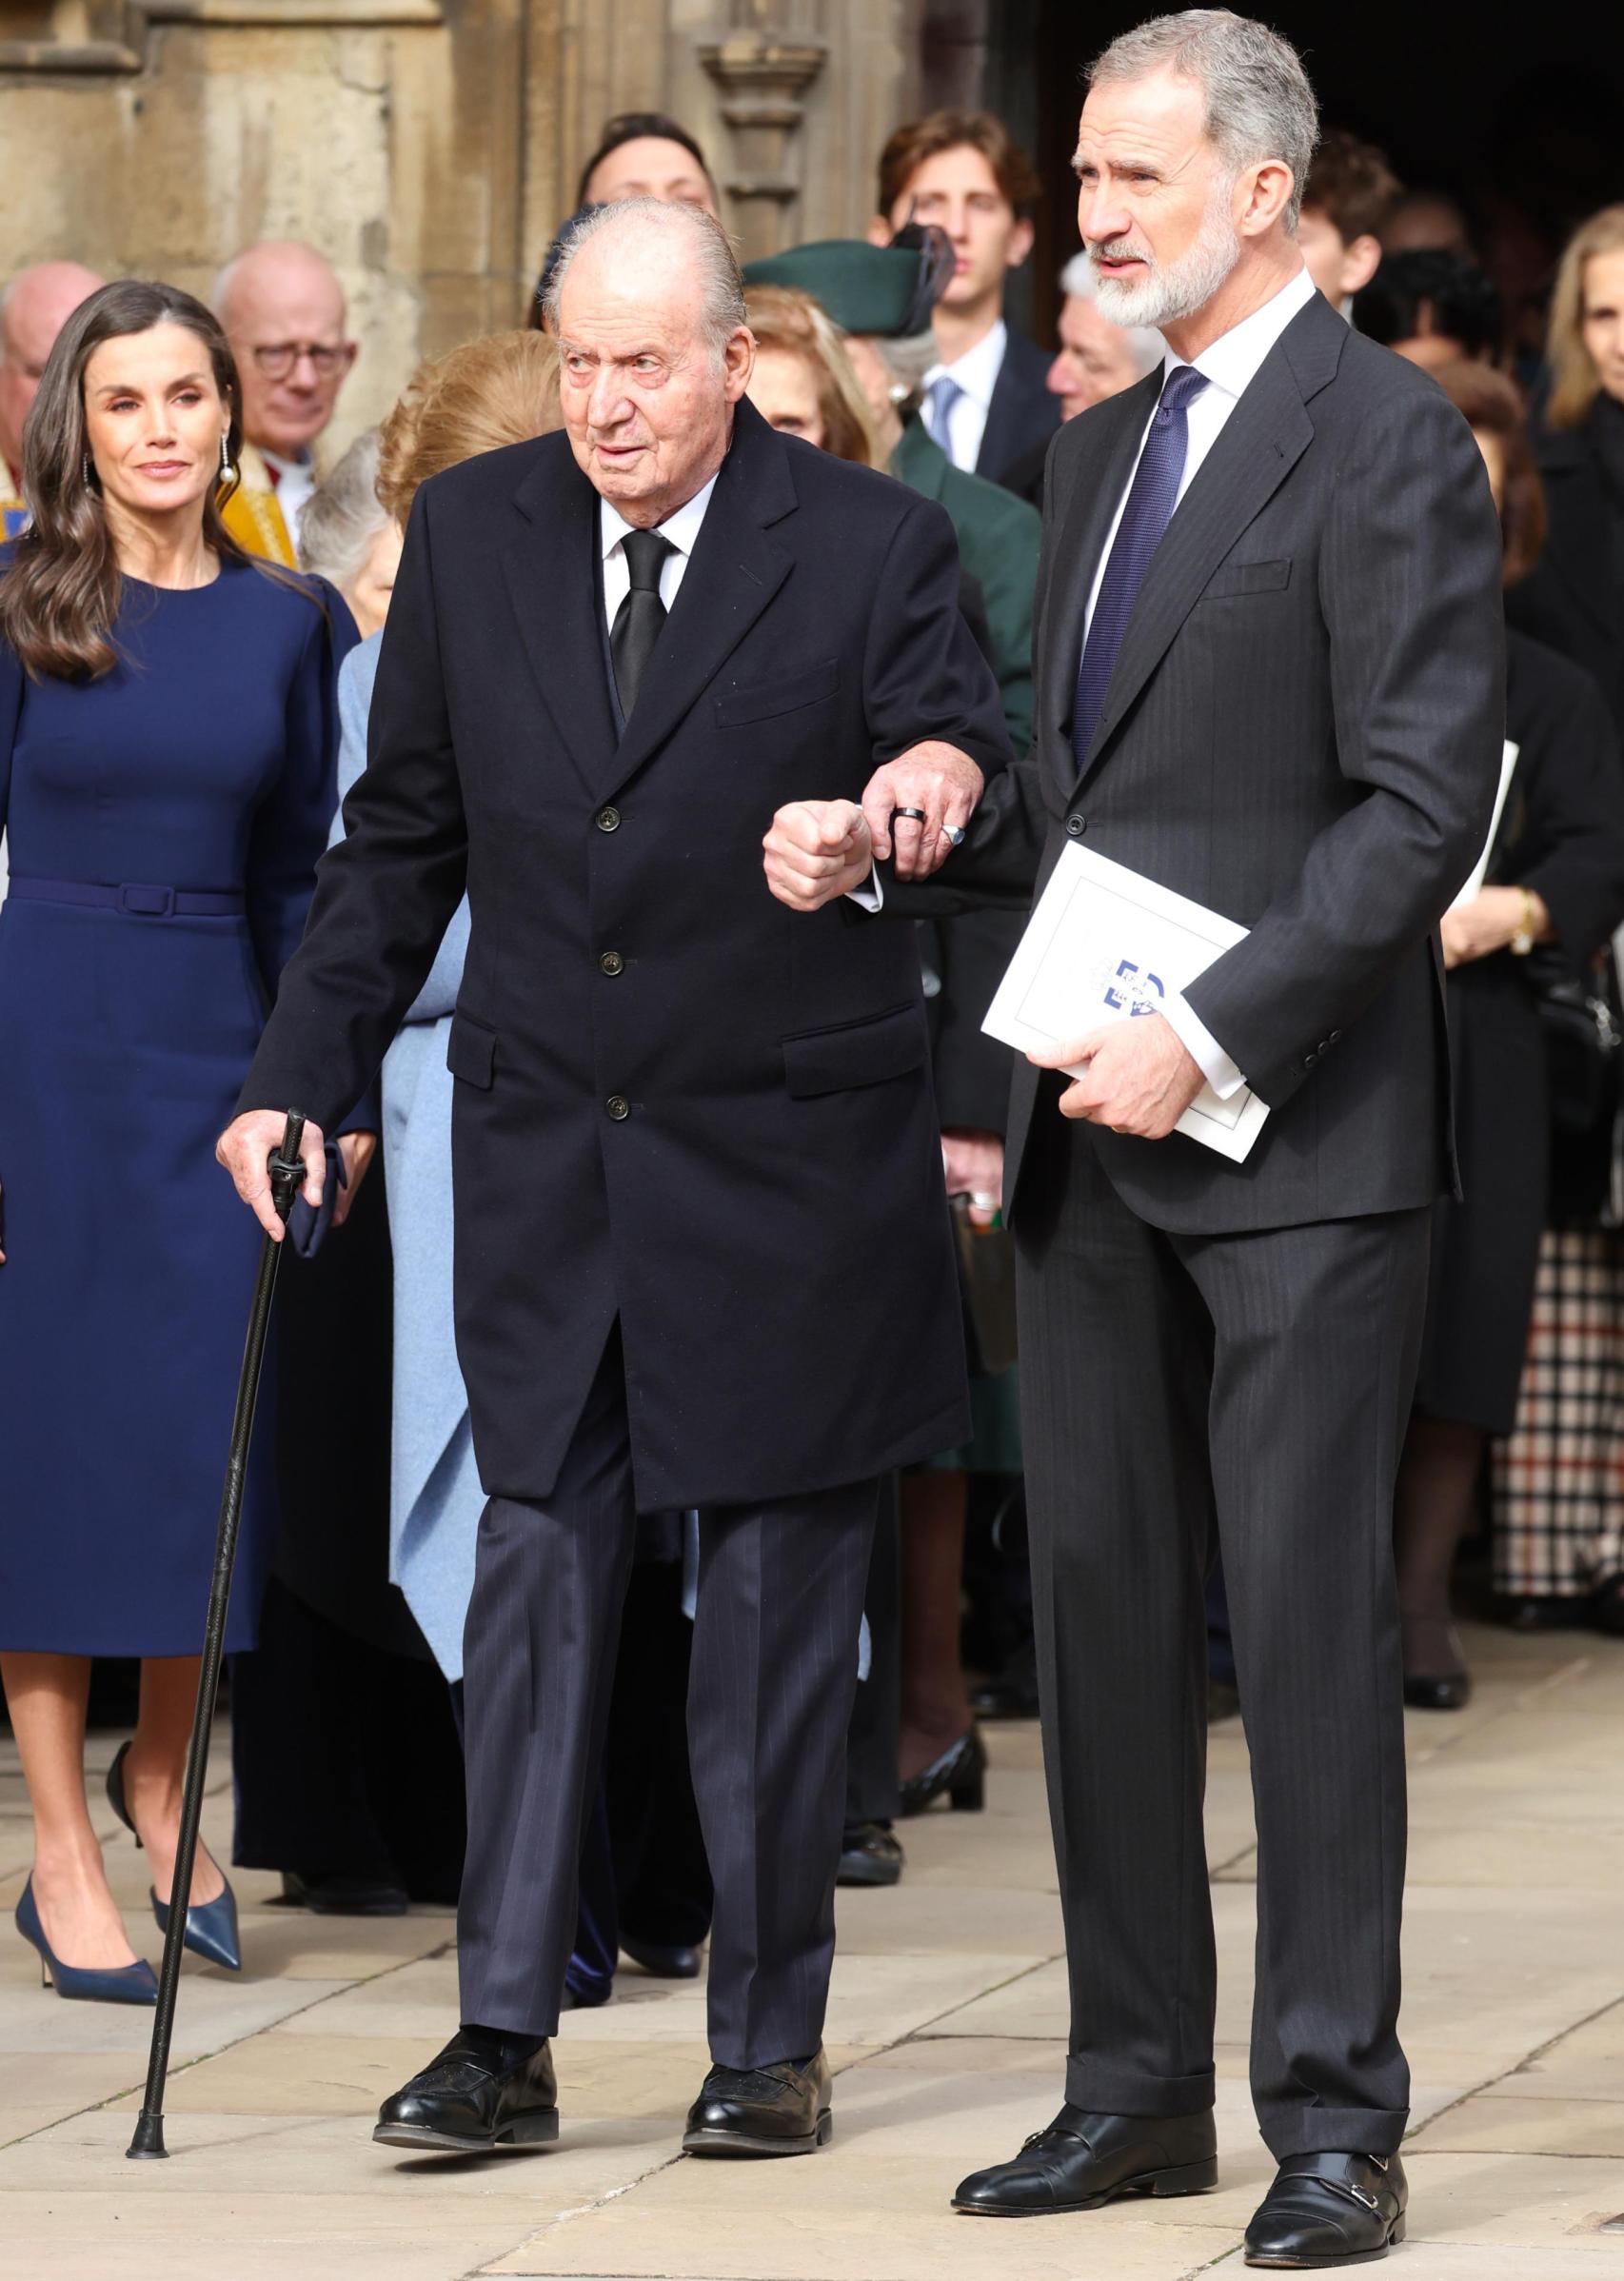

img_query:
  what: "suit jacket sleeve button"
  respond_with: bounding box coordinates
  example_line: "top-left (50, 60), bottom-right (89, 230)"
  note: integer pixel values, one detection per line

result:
top-left (605, 1095), bottom-right (630, 1121)
top-left (596, 805), bottom-right (621, 832)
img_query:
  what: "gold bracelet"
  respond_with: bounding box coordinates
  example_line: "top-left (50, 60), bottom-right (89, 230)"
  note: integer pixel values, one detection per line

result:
top-left (1511, 887), bottom-right (1536, 957)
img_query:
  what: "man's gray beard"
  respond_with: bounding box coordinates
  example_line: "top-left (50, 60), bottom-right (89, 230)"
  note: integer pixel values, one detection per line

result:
top-left (1091, 197), bottom-right (1242, 333)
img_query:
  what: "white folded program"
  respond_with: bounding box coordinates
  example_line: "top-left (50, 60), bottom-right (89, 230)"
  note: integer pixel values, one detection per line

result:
top-left (981, 842), bottom-right (1271, 1163)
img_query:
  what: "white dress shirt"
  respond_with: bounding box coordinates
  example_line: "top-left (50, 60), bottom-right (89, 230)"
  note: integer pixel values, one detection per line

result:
top-left (599, 472), bottom-right (879, 907)
top-left (1079, 263), bottom-right (1318, 1099)
top-left (921, 318), bottom-right (1007, 473)
top-left (264, 446), bottom-right (317, 547)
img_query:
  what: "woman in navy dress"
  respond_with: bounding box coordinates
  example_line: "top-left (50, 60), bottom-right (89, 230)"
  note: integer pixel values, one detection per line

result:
top-left (0, 281), bottom-right (360, 1999)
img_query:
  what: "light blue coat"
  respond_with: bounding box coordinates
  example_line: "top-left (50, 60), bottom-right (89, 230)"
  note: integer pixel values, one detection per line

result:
top-left (334, 634), bottom-right (479, 1677)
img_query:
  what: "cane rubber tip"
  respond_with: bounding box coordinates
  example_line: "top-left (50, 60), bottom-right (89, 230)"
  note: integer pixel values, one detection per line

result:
top-left (127, 2113), bottom-right (168, 2159)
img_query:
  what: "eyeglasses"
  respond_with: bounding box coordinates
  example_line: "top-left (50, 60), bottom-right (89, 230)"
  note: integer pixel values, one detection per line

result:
top-left (246, 342), bottom-right (354, 381)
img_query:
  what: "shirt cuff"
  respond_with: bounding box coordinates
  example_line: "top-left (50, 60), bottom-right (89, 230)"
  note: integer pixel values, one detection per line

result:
top-left (845, 868), bottom-right (883, 914)
top-left (1162, 993), bottom-right (1246, 1101)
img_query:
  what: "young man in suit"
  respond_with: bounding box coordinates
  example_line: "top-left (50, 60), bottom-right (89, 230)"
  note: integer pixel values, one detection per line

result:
top-left (767, 10), bottom-right (1505, 2263)
top-left (869, 110), bottom-right (1060, 490)
top-left (219, 196), bottom-right (1006, 2163)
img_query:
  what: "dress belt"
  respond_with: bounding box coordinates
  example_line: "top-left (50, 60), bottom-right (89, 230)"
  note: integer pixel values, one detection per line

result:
top-left (8, 876), bottom-right (247, 919)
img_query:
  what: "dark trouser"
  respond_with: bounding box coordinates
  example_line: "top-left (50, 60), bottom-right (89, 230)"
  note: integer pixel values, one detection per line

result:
top-left (844, 1477), bottom-right (901, 1828)
top-left (605, 1557), bottom-right (714, 1953)
top-left (457, 1326), bottom-right (880, 2067)
top-left (1016, 1110), bottom-right (1429, 2159)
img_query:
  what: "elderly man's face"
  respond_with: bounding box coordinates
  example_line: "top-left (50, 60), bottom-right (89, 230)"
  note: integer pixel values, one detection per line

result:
top-left (557, 231), bottom-right (752, 526)
top-left (0, 266), bottom-right (102, 471)
top-left (1073, 67), bottom-right (1244, 332)
top-left (224, 249), bottom-right (356, 460)
top-left (1047, 292), bottom-right (1148, 419)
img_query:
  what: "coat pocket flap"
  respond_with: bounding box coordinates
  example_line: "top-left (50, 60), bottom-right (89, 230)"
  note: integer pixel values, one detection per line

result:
top-left (1201, 557), bottom-right (1292, 600)
top-left (715, 656), bottom-right (839, 727)
top-left (782, 1002), bottom-right (927, 1098)
top-left (446, 1010), bottom-right (497, 1088)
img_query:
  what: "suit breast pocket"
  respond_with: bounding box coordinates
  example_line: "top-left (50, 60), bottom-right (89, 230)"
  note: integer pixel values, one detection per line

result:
top-left (1198, 558), bottom-right (1293, 602)
top-left (714, 657), bottom-right (840, 729)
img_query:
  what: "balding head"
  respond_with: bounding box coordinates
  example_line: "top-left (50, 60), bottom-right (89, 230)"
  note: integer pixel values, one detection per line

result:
top-left (212, 240), bottom-right (355, 458)
top-left (0, 261), bottom-right (105, 471)
top-left (547, 199), bottom-right (753, 526)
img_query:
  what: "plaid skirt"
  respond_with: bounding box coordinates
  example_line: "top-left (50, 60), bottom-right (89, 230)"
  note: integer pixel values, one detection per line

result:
top-left (1491, 1227), bottom-right (1624, 1596)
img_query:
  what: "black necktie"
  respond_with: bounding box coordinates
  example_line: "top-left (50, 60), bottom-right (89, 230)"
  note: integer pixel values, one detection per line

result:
top-left (610, 527), bottom-right (673, 721)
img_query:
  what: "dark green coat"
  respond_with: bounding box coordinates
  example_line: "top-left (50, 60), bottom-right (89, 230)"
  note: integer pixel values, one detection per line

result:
top-left (891, 414), bottom-right (1040, 755)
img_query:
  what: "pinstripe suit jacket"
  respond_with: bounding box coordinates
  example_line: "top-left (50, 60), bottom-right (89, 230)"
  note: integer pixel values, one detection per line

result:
top-left (953, 288), bottom-right (1507, 1236)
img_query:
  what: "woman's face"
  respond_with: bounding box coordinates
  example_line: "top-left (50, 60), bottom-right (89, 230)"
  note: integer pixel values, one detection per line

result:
top-left (83, 322), bottom-right (230, 527)
top-left (745, 346), bottom-right (826, 450)
top-left (346, 516), bottom-right (403, 641)
top-left (1471, 426), bottom-right (1506, 516)
top-left (1580, 248), bottom-right (1624, 407)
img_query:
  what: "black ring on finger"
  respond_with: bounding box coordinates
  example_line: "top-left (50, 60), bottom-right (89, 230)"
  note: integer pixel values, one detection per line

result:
top-left (892, 805), bottom-right (927, 824)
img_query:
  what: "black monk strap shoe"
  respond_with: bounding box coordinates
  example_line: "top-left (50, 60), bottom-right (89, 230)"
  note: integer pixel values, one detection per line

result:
top-left (373, 2031), bottom-right (559, 2152)
top-left (1244, 2152), bottom-right (1407, 2268)
top-left (682, 2047), bottom-right (832, 2155)
top-left (952, 2104), bottom-right (1218, 2215)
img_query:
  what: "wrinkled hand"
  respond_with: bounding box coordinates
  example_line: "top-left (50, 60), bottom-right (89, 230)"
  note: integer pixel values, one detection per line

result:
top-left (216, 1109), bottom-right (327, 1240)
top-left (332, 1131), bottom-right (378, 1230)
top-left (942, 1128), bottom-right (1003, 1229)
top-left (1028, 1015), bottom-right (1204, 1140)
top-left (762, 800), bottom-right (875, 912)
top-left (1440, 885), bottom-right (1537, 971)
top-left (860, 742), bottom-right (983, 881)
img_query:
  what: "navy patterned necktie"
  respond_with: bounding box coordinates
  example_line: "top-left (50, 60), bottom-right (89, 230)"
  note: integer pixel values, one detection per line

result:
top-left (611, 527), bottom-right (674, 721)
top-left (1071, 363), bottom-right (1210, 770)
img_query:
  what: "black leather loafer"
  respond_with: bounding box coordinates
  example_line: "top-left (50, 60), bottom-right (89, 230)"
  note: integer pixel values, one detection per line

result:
top-left (1244, 2152), bottom-right (1407, 2267)
top-left (620, 1934), bottom-right (703, 1979)
top-left (953, 2105), bottom-right (1218, 2215)
top-left (837, 1822), bottom-right (904, 1886)
top-left (280, 1870), bottom-right (410, 1917)
top-left (682, 2047), bottom-right (832, 2155)
top-left (1402, 1668), bottom-right (1472, 1712)
top-left (373, 2032), bottom-right (559, 2152)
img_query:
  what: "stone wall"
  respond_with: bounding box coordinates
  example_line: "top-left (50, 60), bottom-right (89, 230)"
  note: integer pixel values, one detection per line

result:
top-left (0, 0), bottom-right (932, 452)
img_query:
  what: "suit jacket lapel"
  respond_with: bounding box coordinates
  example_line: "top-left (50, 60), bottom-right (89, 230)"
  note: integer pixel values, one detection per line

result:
top-left (501, 446), bottom-right (617, 795)
top-left (1038, 372), bottom-right (1158, 798)
top-left (1075, 299), bottom-right (1337, 789)
top-left (601, 403), bottom-right (794, 797)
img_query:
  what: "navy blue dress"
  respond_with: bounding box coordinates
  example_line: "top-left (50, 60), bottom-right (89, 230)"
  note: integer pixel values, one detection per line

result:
top-left (0, 558), bottom-right (356, 1655)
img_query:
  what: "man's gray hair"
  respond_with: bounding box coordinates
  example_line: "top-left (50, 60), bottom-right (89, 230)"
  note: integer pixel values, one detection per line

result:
top-left (542, 197), bottom-right (747, 365)
top-left (1058, 253), bottom-right (1164, 376)
top-left (1090, 9), bottom-right (1319, 229)
top-left (296, 426), bottom-right (389, 585)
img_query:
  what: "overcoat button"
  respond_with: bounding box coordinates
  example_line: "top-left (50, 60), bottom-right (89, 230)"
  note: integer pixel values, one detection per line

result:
top-left (596, 806), bottom-right (621, 832)
top-left (605, 1095), bottom-right (630, 1121)
top-left (1065, 813), bottom-right (1087, 837)
top-left (600, 950), bottom-right (624, 977)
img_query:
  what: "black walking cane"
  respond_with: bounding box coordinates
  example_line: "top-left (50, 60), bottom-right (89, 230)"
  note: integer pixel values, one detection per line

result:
top-left (127, 1110), bottom-right (308, 2161)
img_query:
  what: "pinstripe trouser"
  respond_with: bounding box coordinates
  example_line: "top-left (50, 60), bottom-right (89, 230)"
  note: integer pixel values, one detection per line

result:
top-left (1015, 1107), bottom-right (1430, 2159)
top-left (456, 1324), bottom-right (881, 2066)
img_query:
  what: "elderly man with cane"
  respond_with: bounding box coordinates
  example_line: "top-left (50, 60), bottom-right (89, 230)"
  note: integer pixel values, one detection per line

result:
top-left (218, 195), bottom-right (1007, 2157)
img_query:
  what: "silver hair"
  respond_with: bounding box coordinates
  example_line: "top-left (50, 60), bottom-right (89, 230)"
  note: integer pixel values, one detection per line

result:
top-left (1057, 253), bottom-right (1164, 375)
top-left (1089, 9), bottom-right (1319, 230)
top-left (542, 197), bottom-right (746, 366)
top-left (865, 328), bottom-right (939, 407)
top-left (296, 427), bottom-right (389, 585)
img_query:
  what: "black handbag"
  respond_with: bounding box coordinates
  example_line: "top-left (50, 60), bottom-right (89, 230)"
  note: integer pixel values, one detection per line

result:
top-left (1529, 948), bottom-right (1622, 1135)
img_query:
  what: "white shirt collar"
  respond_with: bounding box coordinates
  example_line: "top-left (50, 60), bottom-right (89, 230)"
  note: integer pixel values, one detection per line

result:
top-left (1167, 264), bottom-right (1317, 402)
top-left (924, 317), bottom-right (1008, 410)
top-left (600, 471), bottom-right (719, 564)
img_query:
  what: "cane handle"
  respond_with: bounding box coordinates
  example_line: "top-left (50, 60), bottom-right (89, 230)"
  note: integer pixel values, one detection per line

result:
top-left (267, 1108), bottom-right (307, 1223)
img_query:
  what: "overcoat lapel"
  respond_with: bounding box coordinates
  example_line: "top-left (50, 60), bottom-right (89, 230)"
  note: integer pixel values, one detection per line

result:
top-left (501, 446), bottom-right (618, 795)
top-left (600, 405), bottom-right (795, 798)
top-left (1038, 372), bottom-right (1157, 799)
top-left (1076, 295), bottom-right (1343, 789)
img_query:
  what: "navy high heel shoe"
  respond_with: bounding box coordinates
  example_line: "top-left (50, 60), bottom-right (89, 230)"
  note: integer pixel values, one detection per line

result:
top-left (14, 1877), bottom-right (158, 2006)
top-left (106, 1739), bottom-right (243, 1974)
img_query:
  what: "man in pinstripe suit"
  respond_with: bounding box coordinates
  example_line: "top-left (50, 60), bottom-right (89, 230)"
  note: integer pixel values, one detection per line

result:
top-left (766, 10), bottom-right (1504, 2265)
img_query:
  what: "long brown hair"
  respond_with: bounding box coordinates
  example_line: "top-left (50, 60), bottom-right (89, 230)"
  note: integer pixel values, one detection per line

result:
top-left (742, 286), bottom-right (878, 468)
top-left (1432, 360), bottom-right (1547, 586)
top-left (376, 329), bottom-right (562, 526)
top-left (1546, 205), bottom-right (1624, 433)
top-left (0, 279), bottom-right (270, 682)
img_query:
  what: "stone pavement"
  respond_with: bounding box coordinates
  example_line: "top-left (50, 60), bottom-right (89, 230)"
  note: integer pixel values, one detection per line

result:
top-left (3, 1617), bottom-right (1624, 2281)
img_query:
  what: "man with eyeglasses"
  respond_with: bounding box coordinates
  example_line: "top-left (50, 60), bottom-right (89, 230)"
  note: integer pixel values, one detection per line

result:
top-left (0, 262), bottom-right (105, 538)
top-left (212, 241), bottom-right (359, 565)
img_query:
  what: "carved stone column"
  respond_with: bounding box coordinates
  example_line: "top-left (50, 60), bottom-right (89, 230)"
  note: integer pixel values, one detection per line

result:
top-left (696, 20), bottom-right (826, 262)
